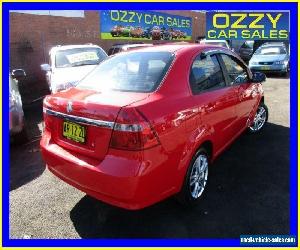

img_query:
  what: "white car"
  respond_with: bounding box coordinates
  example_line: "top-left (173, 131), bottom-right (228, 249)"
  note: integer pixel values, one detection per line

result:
top-left (198, 39), bottom-right (230, 49)
top-left (10, 69), bottom-right (27, 143)
top-left (41, 44), bottom-right (107, 93)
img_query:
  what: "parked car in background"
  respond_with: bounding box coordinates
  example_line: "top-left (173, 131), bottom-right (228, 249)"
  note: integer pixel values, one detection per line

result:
top-left (10, 69), bottom-right (27, 143)
top-left (121, 26), bottom-right (134, 37)
top-left (130, 26), bottom-right (144, 38)
top-left (41, 44), bottom-right (107, 93)
top-left (249, 42), bottom-right (290, 76)
top-left (239, 41), bottom-right (254, 61)
top-left (107, 43), bottom-right (153, 56)
top-left (142, 27), bottom-right (152, 39)
top-left (41, 44), bottom-right (267, 210)
top-left (161, 27), bottom-right (171, 40)
top-left (151, 26), bottom-right (161, 40)
top-left (198, 39), bottom-right (230, 49)
top-left (110, 25), bottom-right (124, 37)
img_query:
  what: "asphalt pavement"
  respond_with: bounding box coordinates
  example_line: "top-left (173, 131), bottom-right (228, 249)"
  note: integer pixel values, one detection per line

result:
top-left (9, 74), bottom-right (290, 239)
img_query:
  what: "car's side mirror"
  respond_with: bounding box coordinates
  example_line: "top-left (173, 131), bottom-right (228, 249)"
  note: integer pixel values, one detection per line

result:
top-left (252, 72), bottom-right (266, 83)
top-left (41, 64), bottom-right (51, 71)
top-left (11, 69), bottom-right (26, 80)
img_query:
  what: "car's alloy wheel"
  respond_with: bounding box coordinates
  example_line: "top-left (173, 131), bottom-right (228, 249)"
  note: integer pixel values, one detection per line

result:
top-left (249, 104), bottom-right (268, 132)
top-left (177, 148), bottom-right (209, 206)
top-left (189, 154), bottom-right (208, 199)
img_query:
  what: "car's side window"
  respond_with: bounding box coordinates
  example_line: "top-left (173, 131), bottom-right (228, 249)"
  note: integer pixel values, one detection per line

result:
top-left (189, 54), bottom-right (226, 95)
top-left (220, 54), bottom-right (249, 85)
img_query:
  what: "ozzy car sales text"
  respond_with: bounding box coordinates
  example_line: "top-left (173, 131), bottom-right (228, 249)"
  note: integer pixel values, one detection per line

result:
top-left (110, 10), bottom-right (191, 28)
top-left (206, 12), bottom-right (289, 40)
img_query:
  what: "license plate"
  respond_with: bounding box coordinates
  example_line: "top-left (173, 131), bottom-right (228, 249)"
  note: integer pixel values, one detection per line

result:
top-left (63, 121), bottom-right (86, 143)
top-left (261, 66), bottom-right (270, 70)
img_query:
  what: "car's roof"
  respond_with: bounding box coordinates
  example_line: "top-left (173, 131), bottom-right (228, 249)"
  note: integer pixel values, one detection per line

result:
top-left (50, 44), bottom-right (102, 53)
top-left (112, 44), bottom-right (152, 49)
top-left (126, 43), bottom-right (226, 54)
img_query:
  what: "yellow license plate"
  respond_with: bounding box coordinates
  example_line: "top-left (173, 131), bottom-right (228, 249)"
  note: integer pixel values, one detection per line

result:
top-left (63, 121), bottom-right (86, 143)
top-left (261, 66), bottom-right (270, 70)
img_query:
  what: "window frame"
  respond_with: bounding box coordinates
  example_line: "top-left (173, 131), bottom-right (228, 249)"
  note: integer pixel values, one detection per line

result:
top-left (188, 53), bottom-right (227, 95)
top-left (218, 53), bottom-right (250, 86)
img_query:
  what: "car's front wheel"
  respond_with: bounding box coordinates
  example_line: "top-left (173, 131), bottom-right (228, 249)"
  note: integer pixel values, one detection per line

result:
top-left (177, 148), bottom-right (209, 206)
top-left (248, 103), bottom-right (268, 133)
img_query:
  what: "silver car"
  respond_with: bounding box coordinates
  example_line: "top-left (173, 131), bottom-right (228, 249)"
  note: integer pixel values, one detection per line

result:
top-left (249, 43), bottom-right (290, 76)
top-left (41, 44), bottom-right (107, 93)
top-left (10, 69), bottom-right (27, 142)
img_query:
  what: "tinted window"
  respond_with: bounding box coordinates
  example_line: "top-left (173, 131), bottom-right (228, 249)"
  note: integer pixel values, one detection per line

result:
top-left (55, 47), bottom-right (107, 68)
top-left (189, 55), bottom-right (225, 94)
top-left (221, 54), bottom-right (249, 84)
top-left (77, 51), bottom-right (174, 93)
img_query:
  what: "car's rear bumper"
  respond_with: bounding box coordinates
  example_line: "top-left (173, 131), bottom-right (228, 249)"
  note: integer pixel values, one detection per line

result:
top-left (40, 131), bottom-right (177, 210)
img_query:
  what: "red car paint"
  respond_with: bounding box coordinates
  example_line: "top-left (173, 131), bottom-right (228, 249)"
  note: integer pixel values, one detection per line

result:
top-left (40, 44), bottom-right (264, 210)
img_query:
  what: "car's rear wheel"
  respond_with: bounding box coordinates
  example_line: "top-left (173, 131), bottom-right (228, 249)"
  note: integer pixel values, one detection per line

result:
top-left (177, 148), bottom-right (209, 206)
top-left (248, 103), bottom-right (268, 133)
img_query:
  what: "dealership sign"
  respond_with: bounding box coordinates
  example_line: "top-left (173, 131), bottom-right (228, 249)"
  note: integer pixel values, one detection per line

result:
top-left (100, 10), bottom-right (192, 40)
top-left (206, 11), bottom-right (289, 40)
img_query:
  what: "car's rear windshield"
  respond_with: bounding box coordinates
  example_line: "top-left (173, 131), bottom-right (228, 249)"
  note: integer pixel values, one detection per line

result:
top-left (255, 46), bottom-right (286, 55)
top-left (55, 48), bottom-right (107, 68)
top-left (77, 51), bottom-right (174, 93)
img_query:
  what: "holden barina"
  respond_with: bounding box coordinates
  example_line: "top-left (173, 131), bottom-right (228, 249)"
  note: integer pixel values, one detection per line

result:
top-left (40, 44), bottom-right (268, 210)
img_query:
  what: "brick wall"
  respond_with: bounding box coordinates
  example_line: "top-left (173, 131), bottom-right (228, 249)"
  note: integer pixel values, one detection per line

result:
top-left (9, 10), bottom-right (205, 103)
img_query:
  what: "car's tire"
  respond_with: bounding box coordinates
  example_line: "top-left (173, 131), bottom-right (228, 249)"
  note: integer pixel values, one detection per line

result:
top-left (248, 103), bottom-right (268, 134)
top-left (177, 147), bottom-right (209, 207)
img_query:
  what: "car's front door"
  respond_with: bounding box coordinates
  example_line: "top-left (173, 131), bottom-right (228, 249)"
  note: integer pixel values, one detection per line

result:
top-left (219, 53), bottom-right (259, 132)
top-left (189, 53), bottom-right (238, 153)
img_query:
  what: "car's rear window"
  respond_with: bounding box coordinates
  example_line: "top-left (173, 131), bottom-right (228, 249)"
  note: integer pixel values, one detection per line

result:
top-left (77, 51), bottom-right (174, 93)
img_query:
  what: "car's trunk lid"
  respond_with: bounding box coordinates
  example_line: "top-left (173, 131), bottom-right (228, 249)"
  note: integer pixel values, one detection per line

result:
top-left (44, 87), bottom-right (149, 160)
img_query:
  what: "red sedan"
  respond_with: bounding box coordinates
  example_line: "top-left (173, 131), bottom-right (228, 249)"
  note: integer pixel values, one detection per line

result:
top-left (40, 44), bottom-right (268, 210)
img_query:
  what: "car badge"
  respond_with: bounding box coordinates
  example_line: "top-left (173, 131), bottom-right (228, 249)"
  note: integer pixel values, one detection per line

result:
top-left (67, 101), bottom-right (73, 113)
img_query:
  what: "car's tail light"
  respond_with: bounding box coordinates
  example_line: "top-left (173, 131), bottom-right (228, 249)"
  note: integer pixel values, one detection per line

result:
top-left (110, 107), bottom-right (160, 151)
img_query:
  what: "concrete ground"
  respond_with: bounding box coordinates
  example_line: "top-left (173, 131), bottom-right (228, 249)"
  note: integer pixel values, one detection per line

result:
top-left (9, 74), bottom-right (290, 239)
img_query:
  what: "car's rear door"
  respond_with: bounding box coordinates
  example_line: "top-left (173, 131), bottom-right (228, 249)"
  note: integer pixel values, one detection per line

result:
top-left (219, 53), bottom-right (259, 132)
top-left (189, 53), bottom-right (238, 153)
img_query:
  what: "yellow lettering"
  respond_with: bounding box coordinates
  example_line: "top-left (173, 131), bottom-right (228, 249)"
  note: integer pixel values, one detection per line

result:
top-left (159, 16), bottom-right (164, 26)
top-left (249, 13), bottom-right (264, 28)
top-left (145, 14), bottom-right (151, 24)
top-left (213, 13), bottom-right (229, 29)
top-left (110, 10), bottom-right (119, 21)
top-left (207, 30), bottom-right (216, 39)
top-left (136, 12), bottom-right (142, 23)
top-left (128, 11), bottom-right (135, 23)
top-left (231, 13), bottom-right (247, 28)
top-left (120, 10), bottom-right (127, 22)
top-left (266, 13), bottom-right (282, 29)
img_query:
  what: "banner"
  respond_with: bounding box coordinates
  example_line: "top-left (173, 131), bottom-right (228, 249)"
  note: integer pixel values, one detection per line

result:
top-left (206, 11), bottom-right (289, 40)
top-left (100, 10), bottom-right (192, 41)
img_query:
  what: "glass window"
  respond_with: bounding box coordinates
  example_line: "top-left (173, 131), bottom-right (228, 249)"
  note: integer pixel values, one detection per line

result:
top-left (221, 54), bottom-right (249, 84)
top-left (77, 51), bottom-right (174, 93)
top-left (255, 46), bottom-right (286, 55)
top-left (55, 47), bottom-right (107, 68)
top-left (189, 55), bottom-right (225, 94)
